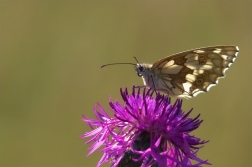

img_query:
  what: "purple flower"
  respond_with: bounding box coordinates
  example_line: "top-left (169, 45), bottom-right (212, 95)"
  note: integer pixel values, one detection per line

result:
top-left (81, 86), bottom-right (211, 167)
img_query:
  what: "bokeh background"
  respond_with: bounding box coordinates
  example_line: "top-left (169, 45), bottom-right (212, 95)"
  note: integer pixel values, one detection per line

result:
top-left (1, 1), bottom-right (251, 167)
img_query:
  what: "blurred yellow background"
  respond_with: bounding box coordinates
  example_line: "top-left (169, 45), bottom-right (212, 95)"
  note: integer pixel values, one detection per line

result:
top-left (1, 1), bottom-right (251, 167)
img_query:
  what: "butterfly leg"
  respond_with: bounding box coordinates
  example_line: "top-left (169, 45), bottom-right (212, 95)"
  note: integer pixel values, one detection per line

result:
top-left (151, 75), bottom-right (158, 95)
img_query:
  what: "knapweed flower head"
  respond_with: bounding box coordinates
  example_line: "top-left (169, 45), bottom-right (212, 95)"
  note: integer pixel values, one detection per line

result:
top-left (81, 86), bottom-right (210, 167)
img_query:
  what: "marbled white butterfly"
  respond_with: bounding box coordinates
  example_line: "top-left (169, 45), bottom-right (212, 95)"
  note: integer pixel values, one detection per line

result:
top-left (102, 46), bottom-right (239, 98)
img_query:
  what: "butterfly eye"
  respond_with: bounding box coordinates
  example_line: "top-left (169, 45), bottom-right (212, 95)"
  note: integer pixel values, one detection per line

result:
top-left (136, 66), bottom-right (144, 77)
top-left (139, 66), bottom-right (144, 72)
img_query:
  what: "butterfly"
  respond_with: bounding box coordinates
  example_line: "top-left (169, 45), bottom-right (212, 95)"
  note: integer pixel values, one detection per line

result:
top-left (102, 46), bottom-right (239, 98)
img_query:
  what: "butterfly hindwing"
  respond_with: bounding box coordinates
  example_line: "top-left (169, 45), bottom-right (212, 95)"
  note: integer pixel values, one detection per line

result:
top-left (151, 46), bottom-right (239, 98)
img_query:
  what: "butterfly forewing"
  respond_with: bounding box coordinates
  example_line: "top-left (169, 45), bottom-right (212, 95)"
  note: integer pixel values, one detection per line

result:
top-left (150, 46), bottom-right (239, 98)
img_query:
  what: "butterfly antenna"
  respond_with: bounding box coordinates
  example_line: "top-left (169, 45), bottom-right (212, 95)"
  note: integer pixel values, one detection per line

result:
top-left (101, 63), bottom-right (136, 68)
top-left (134, 56), bottom-right (140, 64)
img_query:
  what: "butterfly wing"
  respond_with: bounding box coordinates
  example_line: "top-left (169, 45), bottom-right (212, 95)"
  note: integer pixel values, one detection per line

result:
top-left (151, 46), bottom-right (239, 98)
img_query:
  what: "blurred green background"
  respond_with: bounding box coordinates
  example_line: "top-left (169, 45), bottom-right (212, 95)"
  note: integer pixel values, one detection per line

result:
top-left (1, 1), bottom-right (251, 167)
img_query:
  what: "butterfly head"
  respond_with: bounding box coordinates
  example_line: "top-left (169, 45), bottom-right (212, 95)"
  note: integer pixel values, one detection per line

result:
top-left (135, 63), bottom-right (152, 77)
top-left (134, 63), bottom-right (145, 77)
